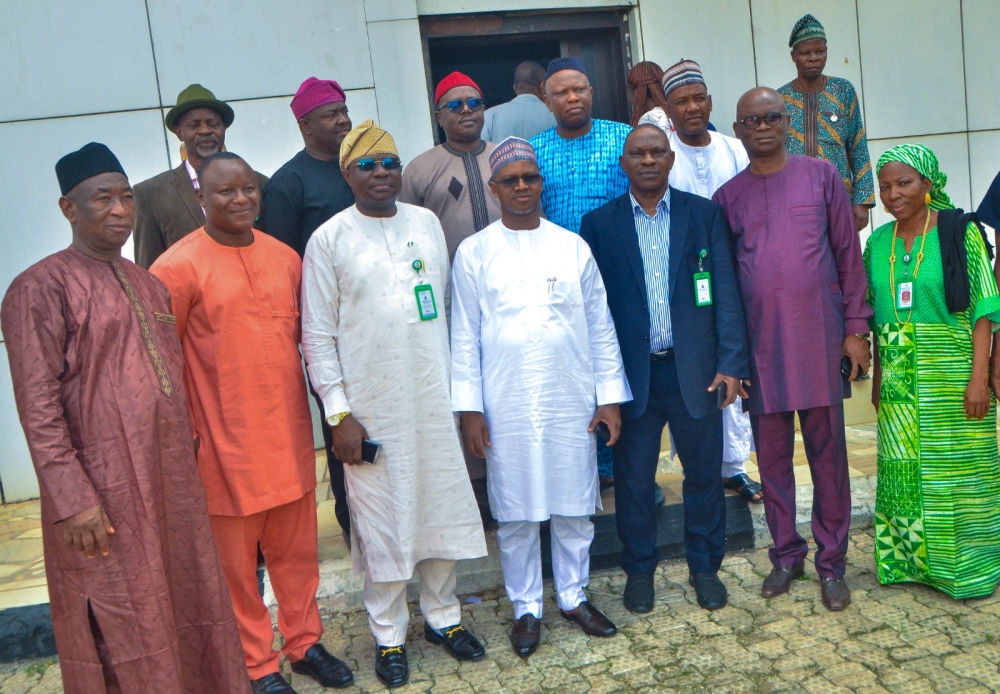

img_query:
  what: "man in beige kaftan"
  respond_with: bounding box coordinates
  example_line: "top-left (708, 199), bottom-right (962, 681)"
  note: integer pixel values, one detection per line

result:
top-left (301, 121), bottom-right (487, 689)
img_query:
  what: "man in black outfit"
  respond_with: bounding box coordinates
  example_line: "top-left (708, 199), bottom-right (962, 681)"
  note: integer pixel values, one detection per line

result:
top-left (580, 125), bottom-right (749, 613)
top-left (261, 77), bottom-right (355, 538)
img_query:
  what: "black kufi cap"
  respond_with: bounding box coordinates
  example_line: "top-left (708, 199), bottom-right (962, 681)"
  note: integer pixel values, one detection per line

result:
top-left (55, 142), bottom-right (126, 195)
top-left (545, 57), bottom-right (588, 80)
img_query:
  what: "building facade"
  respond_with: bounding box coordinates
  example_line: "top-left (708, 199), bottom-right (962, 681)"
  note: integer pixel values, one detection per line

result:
top-left (1, 0), bottom-right (999, 500)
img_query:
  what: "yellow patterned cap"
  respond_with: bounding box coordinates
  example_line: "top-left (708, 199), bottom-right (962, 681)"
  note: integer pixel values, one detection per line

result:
top-left (339, 119), bottom-right (399, 170)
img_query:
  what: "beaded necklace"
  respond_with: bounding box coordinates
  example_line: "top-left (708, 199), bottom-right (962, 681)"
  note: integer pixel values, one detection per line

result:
top-left (888, 208), bottom-right (931, 325)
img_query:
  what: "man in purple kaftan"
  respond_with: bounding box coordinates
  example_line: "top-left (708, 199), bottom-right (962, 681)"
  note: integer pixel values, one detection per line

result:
top-left (712, 88), bottom-right (871, 612)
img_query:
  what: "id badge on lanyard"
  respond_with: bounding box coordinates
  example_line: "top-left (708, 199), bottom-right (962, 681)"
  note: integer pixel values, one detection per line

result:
top-left (415, 284), bottom-right (438, 320)
top-left (694, 249), bottom-right (712, 307)
top-left (896, 281), bottom-right (913, 310)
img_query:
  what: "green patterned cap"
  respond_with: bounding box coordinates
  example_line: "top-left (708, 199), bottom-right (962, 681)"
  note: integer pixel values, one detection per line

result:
top-left (789, 14), bottom-right (826, 47)
top-left (876, 144), bottom-right (955, 211)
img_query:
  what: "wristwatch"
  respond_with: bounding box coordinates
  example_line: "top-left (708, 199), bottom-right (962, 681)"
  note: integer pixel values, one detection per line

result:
top-left (853, 333), bottom-right (870, 341)
top-left (328, 411), bottom-right (350, 426)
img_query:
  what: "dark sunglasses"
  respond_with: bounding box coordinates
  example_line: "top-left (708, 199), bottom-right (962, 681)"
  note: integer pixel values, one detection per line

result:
top-left (352, 156), bottom-right (402, 171)
top-left (738, 111), bottom-right (786, 130)
top-left (439, 98), bottom-right (485, 113)
top-left (494, 173), bottom-right (543, 189)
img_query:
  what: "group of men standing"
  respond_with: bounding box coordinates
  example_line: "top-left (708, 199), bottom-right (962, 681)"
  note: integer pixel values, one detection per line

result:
top-left (3, 12), bottom-right (878, 693)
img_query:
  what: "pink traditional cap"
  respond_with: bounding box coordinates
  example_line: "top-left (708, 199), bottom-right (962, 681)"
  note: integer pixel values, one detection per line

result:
top-left (290, 77), bottom-right (346, 120)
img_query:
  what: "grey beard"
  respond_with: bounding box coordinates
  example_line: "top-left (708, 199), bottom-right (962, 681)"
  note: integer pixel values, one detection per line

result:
top-left (194, 140), bottom-right (220, 158)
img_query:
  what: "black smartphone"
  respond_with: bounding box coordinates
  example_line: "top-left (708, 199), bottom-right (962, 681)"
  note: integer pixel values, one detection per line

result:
top-left (840, 355), bottom-right (862, 381)
top-left (595, 421), bottom-right (612, 442)
top-left (716, 381), bottom-right (728, 409)
top-left (361, 439), bottom-right (382, 464)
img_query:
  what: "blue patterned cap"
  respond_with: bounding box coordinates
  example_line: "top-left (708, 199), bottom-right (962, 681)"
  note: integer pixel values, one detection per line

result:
top-left (488, 137), bottom-right (537, 180)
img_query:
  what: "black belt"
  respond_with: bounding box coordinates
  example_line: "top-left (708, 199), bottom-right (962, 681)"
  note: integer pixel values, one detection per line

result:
top-left (650, 348), bottom-right (674, 362)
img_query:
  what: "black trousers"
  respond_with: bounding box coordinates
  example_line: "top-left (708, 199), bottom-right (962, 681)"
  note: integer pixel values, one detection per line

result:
top-left (613, 356), bottom-right (726, 576)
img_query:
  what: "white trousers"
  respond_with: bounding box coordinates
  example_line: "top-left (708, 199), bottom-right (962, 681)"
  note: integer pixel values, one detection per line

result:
top-left (496, 515), bottom-right (593, 618)
top-left (671, 396), bottom-right (754, 478)
top-left (363, 558), bottom-right (461, 647)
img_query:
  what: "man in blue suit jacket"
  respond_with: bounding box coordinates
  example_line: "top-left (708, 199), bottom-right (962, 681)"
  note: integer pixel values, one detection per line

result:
top-left (580, 125), bottom-right (749, 612)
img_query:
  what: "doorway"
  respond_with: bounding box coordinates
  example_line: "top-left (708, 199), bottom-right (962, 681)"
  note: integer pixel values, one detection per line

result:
top-left (420, 10), bottom-right (634, 144)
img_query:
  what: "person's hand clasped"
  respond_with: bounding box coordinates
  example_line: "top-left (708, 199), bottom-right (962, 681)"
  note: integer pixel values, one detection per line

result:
top-left (707, 373), bottom-right (746, 408)
top-left (842, 334), bottom-right (871, 381)
top-left (588, 404), bottom-right (622, 445)
top-left (461, 412), bottom-right (492, 458)
top-left (332, 414), bottom-right (369, 465)
top-left (965, 378), bottom-right (990, 420)
top-left (61, 503), bottom-right (115, 558)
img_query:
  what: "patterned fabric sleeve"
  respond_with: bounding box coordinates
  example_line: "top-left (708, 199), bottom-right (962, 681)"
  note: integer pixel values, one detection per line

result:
top-left (844, 84), bottom-right (875, 207)
top-left (863, 232), bottom-right (877, 331)
top-left (964, 221), bottom-right (1000, 328)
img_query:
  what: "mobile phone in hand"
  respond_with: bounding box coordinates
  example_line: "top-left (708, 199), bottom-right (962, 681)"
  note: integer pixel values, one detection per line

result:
top-left (716, 381), bottom-right (728, 409)
top-left (840, 355), bottom-right (861, 381)
top-left (595, 421), bottom-right (612, 442)
top-left (361, 439), bottom-right (382, 464)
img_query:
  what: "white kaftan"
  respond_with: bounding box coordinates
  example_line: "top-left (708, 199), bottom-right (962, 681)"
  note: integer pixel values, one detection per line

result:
top-left (450, 219), bottom-right (632, 522)
top-left (301, 203), bottom-right (487, 583)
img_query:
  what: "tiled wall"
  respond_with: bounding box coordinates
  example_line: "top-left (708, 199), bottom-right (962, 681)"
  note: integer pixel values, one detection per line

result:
top-left (2, 0), bottom-right (998, 500)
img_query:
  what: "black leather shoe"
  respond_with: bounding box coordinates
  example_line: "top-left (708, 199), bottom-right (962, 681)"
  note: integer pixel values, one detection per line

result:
top-left (689, 572), bottom-right (728, 610)
top-left (289, 643), bottom-right (353, 688)
top-left (623, 573), bottom-right (655, 613)
top-left (821, 577), bottom-right (851, 611)
top-left (760, 562), bottom-right (805, 597)
top-left (424, 623), bottom-right (486, 661)
top-left (251, 672), bottom-right (296, 694)
top-left (509, 614), bottom-right (541, 657)
top-left (560, 601), bottom-right (617, 637)
top-left (375, 644), bottom-right (409, 689)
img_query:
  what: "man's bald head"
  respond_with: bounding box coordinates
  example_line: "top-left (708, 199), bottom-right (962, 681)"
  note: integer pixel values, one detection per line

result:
top-left (623, 123), bottom-right (671, 152)
top-left (733, 87), bottom-right (790, 161)
top-left (514, 61), bottom-right (547, 96)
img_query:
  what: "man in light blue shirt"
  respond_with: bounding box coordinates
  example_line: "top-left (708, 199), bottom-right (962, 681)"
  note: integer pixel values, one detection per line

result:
top-left (483, 62), bottom-right (556, 143)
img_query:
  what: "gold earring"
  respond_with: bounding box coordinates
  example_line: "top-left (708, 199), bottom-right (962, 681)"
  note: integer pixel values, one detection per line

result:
top-left (924, 192), bottom-right (932, 205)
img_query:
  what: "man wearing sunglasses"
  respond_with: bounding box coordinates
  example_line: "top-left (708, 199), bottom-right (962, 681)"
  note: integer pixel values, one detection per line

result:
top-left (712, 87), bottom-right (872, 613)
top-left (451, 137), bottom-right (629, 657)
top-left (399, 71), bottom-right (502, 526)
top-left (303, 121), bottom-right (488, 689)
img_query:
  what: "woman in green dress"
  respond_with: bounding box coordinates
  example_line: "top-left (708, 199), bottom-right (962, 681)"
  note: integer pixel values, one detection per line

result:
top-left (865, 144), bottom-right (1000, 599)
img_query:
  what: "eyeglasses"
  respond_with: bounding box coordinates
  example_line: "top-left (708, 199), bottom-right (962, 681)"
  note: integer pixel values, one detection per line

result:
top-left (352, 156), bottom-right (402, 171)
top-left (738, 112), bottom-right (786, 130)
top-left (494, 173), bottom-right (543, 189)
top-left (439, 98), bottom-right (485, 113)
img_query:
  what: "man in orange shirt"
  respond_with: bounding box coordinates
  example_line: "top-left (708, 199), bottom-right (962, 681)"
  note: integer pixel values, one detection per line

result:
top-left (151, 152), bottom-right (352, 694)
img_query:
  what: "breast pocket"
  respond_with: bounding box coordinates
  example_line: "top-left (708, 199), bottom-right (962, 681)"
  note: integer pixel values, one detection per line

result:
top-left (789, 205), bottom-right (827, 243)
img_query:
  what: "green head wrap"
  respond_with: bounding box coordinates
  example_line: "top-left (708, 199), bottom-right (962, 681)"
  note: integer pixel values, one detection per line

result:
top-left (789, 14), bottom-right (826, 48)
top-left (875, 144), bottom-right (954, 211)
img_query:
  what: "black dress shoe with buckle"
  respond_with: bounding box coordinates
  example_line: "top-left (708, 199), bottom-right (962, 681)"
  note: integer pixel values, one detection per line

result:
top-left (509, 613), bottom-right (541, 657)
top-left (375, 644), bottom-right (409, 689)
top-left (289, 643), bottom-right (353, 688)
top-left (689, 572), bottom-right (728, 610)
top-left (760, 562), bottom-right (805, 597)
top-left (424, 623), bottom-right (486, 661)
top-left (623, 573), bottom-right (655, 613)
top-left (251, 672), bottom-right (296, 694)
top-left (560, 601), bottom-right (617, 637)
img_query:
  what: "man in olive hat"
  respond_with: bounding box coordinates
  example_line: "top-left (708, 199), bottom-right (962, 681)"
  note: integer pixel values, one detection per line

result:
top-left (1, 142), bottom-right (251, 693)
top-left (133, 83), bottom-right (269, 267)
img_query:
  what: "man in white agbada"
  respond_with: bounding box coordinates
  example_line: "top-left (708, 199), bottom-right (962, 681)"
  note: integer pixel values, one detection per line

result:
top-left (450, 137), bottom-right (632, 658)
top-left (301, 120), bottom-right (488, 690)
top-left (645, 59), bottom-right (762, 505)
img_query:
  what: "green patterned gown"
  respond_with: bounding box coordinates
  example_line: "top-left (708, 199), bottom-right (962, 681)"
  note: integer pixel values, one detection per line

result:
top-left (863, 222), bottom-right (1000, 598)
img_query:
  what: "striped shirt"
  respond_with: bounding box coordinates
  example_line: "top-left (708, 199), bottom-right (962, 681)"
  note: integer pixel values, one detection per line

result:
top-left (630, 189), bottom-right (672, 351)
top-left (530, 119), bottom-right (631, 233)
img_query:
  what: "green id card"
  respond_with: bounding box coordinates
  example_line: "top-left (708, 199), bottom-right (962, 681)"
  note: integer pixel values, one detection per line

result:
top-left (694, 272), bottom-right (713, 306)
top-left (415, 284), bottom-right (438, 320)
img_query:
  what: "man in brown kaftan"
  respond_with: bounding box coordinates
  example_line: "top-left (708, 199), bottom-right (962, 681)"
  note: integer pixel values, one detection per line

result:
top-left (0, 142), bottom-right (250, 694)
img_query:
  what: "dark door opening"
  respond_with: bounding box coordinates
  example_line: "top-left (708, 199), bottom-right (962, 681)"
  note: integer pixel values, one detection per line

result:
top-left (421, 10), bottom-right (633, 144)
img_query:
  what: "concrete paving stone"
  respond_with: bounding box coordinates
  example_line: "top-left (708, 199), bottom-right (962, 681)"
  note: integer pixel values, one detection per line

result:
top-left (747, 636), bottom-right (790, 658)
top-left (802, 674), bottom-right (854, 692)
top-left (885, 675), bottom-right (938, 693)
top-left (910, 632), bottom-right (960, 656)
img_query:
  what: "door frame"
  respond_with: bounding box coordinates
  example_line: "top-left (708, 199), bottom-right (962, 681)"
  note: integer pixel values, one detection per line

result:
top-left (419, 8), bottom-right (636, 143)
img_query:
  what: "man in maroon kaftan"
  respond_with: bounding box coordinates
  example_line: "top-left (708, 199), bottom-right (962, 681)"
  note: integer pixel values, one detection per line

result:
top-left (1, 143), bottom-right (251, 694)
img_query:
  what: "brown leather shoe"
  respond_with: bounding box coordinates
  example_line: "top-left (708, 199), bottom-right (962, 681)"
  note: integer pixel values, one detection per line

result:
top-left (820, 577), bottom-right (851, 611)
top-left (560, 601), bottom-right (617, 637)
top-left (509, 614), bottom-right (540, 657)
top-left (760, 562), bottom-right (805, 597)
